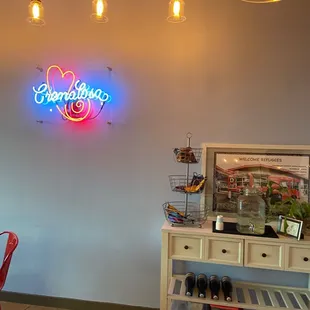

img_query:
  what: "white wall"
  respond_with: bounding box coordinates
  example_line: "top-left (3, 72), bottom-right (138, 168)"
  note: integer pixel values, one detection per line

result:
top-left (0, 0), bottom-right (310, 308)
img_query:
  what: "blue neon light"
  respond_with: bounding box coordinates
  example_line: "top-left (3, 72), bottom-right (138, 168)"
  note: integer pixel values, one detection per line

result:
top-left (33, 80), bottom-right (111, 105)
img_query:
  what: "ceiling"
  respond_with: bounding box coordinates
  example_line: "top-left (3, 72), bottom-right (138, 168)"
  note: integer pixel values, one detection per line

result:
top-left (1, 0), bottom-right (310, 75)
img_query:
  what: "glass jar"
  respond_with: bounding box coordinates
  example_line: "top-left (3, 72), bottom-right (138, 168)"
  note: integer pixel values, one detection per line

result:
top-left (236, 186), bottom-right (266, 235)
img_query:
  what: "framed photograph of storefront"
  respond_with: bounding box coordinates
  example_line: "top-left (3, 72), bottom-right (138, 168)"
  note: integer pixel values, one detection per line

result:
top-left (200, 144), bottom-right (310, 217)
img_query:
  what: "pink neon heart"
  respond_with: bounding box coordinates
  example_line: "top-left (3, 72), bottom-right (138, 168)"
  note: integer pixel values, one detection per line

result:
top-left (45, 65), bottom-right (95, 122)
top-left (46, 65), bottom-right (76, 96)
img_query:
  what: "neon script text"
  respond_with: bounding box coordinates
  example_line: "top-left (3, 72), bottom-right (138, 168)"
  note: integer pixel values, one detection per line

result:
top-left (33, 79), bottom-right (111, 105)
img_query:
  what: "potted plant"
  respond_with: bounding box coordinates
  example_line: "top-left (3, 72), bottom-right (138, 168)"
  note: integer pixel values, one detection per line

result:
top-left (263, 181), bottom-right (290, 222)
top-left (284, 198), bottom-right (310, 236)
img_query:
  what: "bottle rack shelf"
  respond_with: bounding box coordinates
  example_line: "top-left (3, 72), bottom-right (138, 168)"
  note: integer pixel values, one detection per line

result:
top-left (168, 275), bottom-right (310, 310)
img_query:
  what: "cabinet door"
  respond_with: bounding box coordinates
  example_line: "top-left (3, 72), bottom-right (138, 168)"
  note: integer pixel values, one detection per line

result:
top-left (285, 244), bottom-right (310, 273)
top-left (245, 240), bottom-right (284, 270)
top-left (206, 237), bottom-right (243, 266)
top-left (169, 234), bottom-right (204, 261)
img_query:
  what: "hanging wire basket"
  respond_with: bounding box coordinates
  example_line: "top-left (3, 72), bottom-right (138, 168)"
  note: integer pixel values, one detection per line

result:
top-left (163, 201), bottom-right (207, 227)
top-left (173, 147), bottom-right (202, 164)
top-left (169, 174), bottom-right (207, 194)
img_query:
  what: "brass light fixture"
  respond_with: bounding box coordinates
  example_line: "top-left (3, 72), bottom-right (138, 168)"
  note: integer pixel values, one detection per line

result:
top-left (242, 0), bottom-right (281, 3)
top-left (91, 0), bottom-right (108, 23)
top-left (167, 0), bottom-right (186, 23)
top-left (28, 0), bottom-right (45, 26)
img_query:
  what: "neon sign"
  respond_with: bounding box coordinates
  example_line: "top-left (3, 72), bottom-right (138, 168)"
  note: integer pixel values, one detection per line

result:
top-left (32, 65), bottom-right (112, 122)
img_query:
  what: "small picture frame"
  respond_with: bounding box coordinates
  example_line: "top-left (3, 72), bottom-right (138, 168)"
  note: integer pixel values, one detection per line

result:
top-left (277, 215), bottom-right (303, 240)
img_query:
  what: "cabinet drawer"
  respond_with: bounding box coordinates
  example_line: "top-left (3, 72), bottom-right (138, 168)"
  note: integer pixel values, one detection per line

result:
top-left (285, 244), bottom-right (310, 273)
top-left (245, 241), bottom-right (284, 270)
top-left (169, 234), bottom-right (204, 261)
top-left (206, 237), bottom-right (243, 266)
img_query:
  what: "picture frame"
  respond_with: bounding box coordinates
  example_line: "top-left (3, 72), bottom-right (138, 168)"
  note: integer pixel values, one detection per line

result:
top-left (277, 215), bottom-right (303, 240)
top-left (200, 143), bottom-right (310, 218)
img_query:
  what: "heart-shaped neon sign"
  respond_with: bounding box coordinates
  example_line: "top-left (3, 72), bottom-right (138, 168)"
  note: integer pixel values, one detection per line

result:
top-left (32, 65), bottom-right (111, 122)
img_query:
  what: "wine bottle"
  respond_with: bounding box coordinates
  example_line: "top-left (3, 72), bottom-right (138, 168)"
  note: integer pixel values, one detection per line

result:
top-left (209, 275), bottom-right (220, 300)
top-left (221, 276), bottom-right (233, 302)
top-left (185, 272), bottom-right (196, 296)
top-left (197, 273), bottom-right (208, 298)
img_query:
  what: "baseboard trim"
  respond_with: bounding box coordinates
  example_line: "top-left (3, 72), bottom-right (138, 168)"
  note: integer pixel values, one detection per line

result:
top-left (0, 291), bottom-right (158, 310)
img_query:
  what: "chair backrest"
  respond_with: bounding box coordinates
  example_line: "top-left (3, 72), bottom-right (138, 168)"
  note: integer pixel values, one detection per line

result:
top-left (0, 231), bottom-right (19, 291)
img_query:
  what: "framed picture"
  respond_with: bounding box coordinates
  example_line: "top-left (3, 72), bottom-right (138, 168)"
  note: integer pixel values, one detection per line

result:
top-left (277, 215), bottom-right (303, 240)
top-left (200, 144), bottom-right (310, 217)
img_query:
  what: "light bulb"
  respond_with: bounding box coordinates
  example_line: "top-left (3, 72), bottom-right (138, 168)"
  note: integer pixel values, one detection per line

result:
top-left (27, 0), bottom-right (45, 26)
top-left (32, 3), bottom-right (40, 19)
top-left (167, 0), bottom-right (186, 23)
top-left (173, 1), bottom-right (181, 17)
top-left (96, 0), bottom-right (104, 17)
top-left (91, 0), bottom-right (108, 23)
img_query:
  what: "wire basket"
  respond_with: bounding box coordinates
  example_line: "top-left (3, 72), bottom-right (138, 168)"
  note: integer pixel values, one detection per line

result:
top-left (163, 201), bottom-right (207, 227)
top-left (169, 174), bottom-right (207, 194)
top-left (173, 147), bottom-right (203, 164)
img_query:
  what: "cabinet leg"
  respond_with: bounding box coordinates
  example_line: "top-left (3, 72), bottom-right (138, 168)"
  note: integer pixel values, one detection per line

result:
top-left (160, 232), bottom-right (172, 310)
top-left (167, 298), bottom-right (172, 310)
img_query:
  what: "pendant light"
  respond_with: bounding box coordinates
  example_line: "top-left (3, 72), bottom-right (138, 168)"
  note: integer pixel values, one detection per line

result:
top-left (27, 0), bottom-right (45, 26)
top-left (242, 0), bottom-right (281, 3)
top-left (91, 0), bottom-right (108, 23)
top-left (167, 0), bottom-right (186, 23)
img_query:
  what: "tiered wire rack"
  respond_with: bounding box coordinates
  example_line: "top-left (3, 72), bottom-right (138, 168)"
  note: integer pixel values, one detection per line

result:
top-left (163, 133), bottom-right (207, 228)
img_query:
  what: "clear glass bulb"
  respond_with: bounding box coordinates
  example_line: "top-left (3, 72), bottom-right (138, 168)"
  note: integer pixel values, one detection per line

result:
top-left (28, 0), bottom-right (45, 26)
top-left (167, 0), bottom-right (186, 23)
top-left (91, 0), bottom-right (108, 23)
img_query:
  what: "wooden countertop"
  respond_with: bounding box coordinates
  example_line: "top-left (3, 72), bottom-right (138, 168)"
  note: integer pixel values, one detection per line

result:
top-left (162, 220), bottom-right (310, 244)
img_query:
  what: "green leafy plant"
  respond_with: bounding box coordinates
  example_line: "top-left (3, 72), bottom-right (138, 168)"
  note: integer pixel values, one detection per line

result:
top-left (278, 197), bottom-right (310, 236)
top-left (262, 180), bottom-right (310, 235)
top-left (285, 198), bottom-right (310, 220)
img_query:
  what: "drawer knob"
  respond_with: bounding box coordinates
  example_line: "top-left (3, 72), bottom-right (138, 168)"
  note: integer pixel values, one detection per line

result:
top-left (262, 253), bottom-right (267, 258)
top-left (184, 245), bottom-right (189, 250)
top-left (304, 257), bottom-right (309, 262)
top-left (222, 249), bottom-right (227, 254)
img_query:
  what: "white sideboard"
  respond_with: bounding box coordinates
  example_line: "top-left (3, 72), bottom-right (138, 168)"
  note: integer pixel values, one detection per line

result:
top-left (160, 220), bottom-right (310, 310)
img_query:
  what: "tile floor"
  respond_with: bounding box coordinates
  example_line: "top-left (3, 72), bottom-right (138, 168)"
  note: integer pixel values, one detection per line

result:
top-left (0, 303), bottom-right (65, 310)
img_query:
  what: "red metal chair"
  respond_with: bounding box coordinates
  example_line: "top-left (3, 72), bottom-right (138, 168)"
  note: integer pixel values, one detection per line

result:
top-left (0, 232), bottom-right (19, 291)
